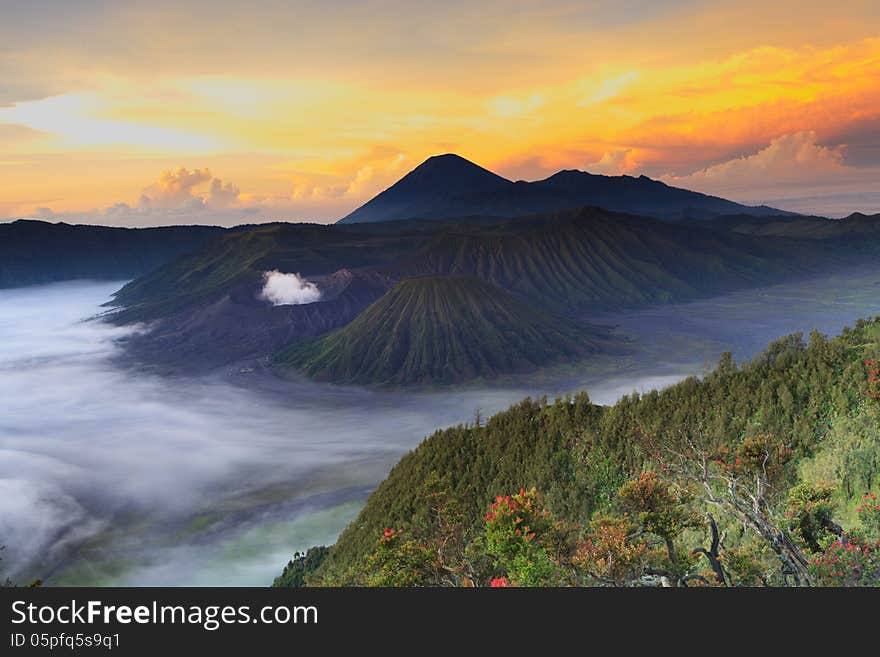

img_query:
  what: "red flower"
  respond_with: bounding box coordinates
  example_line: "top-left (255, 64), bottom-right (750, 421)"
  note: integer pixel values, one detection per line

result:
top-left (490, 576), bottom-right (511, 587)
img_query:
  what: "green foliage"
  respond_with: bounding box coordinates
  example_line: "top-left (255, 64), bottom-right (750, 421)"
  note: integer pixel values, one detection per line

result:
top-left (786, 483), bottom-right (839, 553)
top-left (618, 470), bottom-right (698, 563)
top-left (857, 494), bottom-right (880, 542)
top-left (866, 359), bottom-right (880, 401)
top-left (314, 392), bottom-right (601, 581)
top-left (718, 545), bottom-right (768, 587)
top-left (355, 529), bottom-right (441, 587)
top-left (482, 488), bottom-right (561, 586)
top-left (799, 408), bottom-right (880, 502)
top-left (810, 492), bottom-right (880, 586)
top-left (298, 317), bottom-right (880, 586)
top-left (273, 546), bottom-right (330, 587)
top-left (576, 441), bottom-right (629, 510)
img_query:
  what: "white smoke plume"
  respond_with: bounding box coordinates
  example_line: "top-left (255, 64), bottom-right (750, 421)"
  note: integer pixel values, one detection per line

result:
top-left (259, 270), bottom-right (322, 306)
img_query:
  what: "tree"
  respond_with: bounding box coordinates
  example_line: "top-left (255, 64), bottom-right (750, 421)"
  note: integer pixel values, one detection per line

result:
top-left (354, 528), bottom-right (441, 587)
top-left (618, 470), bottom-right (698, 568)
top-left (643, 427), bottom-right (813, 585)
top-left (273, 546), bottom-right (329, 587)
top-left (481, 488), bottom-right (565, 586)
top-left (574, 515), bottom-right (650, 586)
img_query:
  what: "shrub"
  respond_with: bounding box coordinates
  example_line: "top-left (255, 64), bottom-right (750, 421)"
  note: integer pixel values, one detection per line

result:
top-left (786, 482), bottom-right (839, 553)
top-left (809, 536), bottom-right (880, 587)
top-left (574, 515), bottom-right (649, 586)
top-left (483, 488), bottom-right (560, 586)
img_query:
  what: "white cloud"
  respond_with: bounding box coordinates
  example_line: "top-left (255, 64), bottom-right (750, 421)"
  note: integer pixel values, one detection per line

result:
top-left (258, 271), bottom-right (322, 306)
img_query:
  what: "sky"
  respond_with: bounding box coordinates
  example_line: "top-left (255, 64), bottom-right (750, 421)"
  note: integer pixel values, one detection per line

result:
top-left (1, 0), bottom-right (879, 225)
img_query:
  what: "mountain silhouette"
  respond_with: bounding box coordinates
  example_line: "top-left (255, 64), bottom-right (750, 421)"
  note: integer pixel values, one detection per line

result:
top-left (338, 154), bottom-right (791, 224)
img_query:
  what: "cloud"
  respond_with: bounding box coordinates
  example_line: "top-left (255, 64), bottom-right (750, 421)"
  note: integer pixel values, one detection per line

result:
top-left (9, 153), bottom-right (410, 227)
top-left (660, 131), bottom-right (880, 215)
top-left (289, 151), bottom-right (408, 203)
top-left (208, 178), bottom-right (241, 207)
top-left (84, 167), bottom-right (246, 222)
top-left (140, 167), bottom-right (213, 208)
top-left (665, 132), bottom-right (845, 188)
top-left (3, 21), bottom-right (880, 224)
top-left (290, 181), bottom-right (348, 201)
top-left (587, 148), bottom-right (641, 175)
top-left (0, 122), bottom-right (49, 143)
top-left (578, 71), bottom-right (639, 107)
top-left (488, 93), bottom-right (543, 118)
top-left (661, 130), bottom-right (852, 193)
top-left (258, 271), bottom-right (322, 306)
top-left (821, 114), bottom-right (880, 168)
top-left (31, 167), bottom-right (249, 225)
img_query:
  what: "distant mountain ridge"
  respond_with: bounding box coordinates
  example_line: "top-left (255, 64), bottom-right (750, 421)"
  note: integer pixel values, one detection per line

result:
top-left (338, 153), bottom-right (792, 224)
top-left (0, 220), bottom-right (226, 288)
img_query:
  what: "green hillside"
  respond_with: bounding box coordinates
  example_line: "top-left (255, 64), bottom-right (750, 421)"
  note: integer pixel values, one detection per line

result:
top-left (282, 316), bottom-right (880, 587)
top-left (276, 276), bottom-right (614, 385)
top-left (106, 221), bottom-right (432, 323)
top-left (390, 208), bottom-right (837, 314)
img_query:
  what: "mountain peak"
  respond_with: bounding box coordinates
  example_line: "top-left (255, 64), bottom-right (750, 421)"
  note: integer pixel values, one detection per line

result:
top-left (337, 154), bottom-right (511, 224)
top-left (396, 153), bottom-right (510, 187)
top-left (421, 152), bottom-right (478, 166)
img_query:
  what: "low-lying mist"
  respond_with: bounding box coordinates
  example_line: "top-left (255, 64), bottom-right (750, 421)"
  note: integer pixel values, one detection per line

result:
top-left (0, 282), bottom-right (515, 584)
top-left (1, 268), bottom-right (878, 585)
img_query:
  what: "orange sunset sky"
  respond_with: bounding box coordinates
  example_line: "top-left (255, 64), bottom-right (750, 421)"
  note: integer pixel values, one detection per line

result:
top-left (1, 0), bottom-right (879, 225)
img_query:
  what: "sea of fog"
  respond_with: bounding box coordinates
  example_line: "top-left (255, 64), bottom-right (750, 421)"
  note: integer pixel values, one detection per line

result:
top-left (1, 269), bottom-right (878, 585)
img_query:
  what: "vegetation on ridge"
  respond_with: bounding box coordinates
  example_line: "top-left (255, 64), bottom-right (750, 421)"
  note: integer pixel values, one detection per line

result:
top-left (277, 317), bottom-right (880, 586)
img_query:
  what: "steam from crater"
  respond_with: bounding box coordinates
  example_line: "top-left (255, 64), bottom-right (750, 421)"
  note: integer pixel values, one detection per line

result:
top-left (259, 270), bottom-right (322, 306)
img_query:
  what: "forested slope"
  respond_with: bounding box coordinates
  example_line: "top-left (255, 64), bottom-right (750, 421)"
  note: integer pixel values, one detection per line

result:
top-left (278, 317), bottom-right (880, 587)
